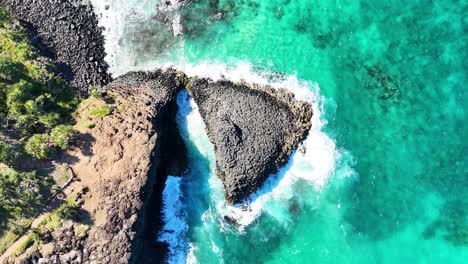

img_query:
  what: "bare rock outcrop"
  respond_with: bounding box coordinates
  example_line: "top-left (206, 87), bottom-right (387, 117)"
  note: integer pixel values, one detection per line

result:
top-left (190, 79), bottom-right (313, 204)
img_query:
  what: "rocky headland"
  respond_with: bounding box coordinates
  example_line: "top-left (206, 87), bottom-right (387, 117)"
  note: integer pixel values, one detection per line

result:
top-left (0, 0), bottom-right (313, 263)
top-left (6, 70), bottom-right (187, 263)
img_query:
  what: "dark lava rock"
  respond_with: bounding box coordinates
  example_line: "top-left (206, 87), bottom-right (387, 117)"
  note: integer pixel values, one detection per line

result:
top-left (190, 79), bottom-right (313, 204)
top-left (0, 0), bottom-right (112, 93)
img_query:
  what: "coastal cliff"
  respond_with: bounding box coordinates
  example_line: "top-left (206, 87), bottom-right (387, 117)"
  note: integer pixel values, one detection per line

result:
top-left (7, 70), bottom-right (187, 263)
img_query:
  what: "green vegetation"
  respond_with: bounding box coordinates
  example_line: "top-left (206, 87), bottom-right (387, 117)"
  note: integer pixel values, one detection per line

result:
top-left (0, 169), bottom-right (53, 254)
top-left (0, 8), bottom-right (79, 162)
top-left (24, 134), bottom-right (54, 159)
top-left (0, 169), bottom-right (52, 223)
top-left (0, 166), bottom-right (77, 254)
top-left (88, 86), bottom-right (102, 99)
top-left (89, 105), bottom-right (110, 118)
top-left (11, 197), bottom-right (82, 257)
top-left (7, 197), bottom-right (78, 255)
top-left (13, 231), bottom-right (40, 257)
top-left (0, 8), bottom-right (81, 255)
top-left (0, 141), bottom-right (18, 165)
top-left (74, 224), bottom-right (90, 238)
top-left (23, 125), bottom-right (77, 159)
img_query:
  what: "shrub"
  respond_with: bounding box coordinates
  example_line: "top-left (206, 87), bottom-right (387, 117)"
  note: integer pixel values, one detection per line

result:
top-left (24, 134), bottom-right (53, 159)
top-left (0, 142), bottom-right (18, 165)
top-left (54, 201), bottom-right (79, 220)
top-left (50, 125), bottom-right (76, 150)
top-left (0, 56), bottom-right (23, 83)
top-left (38, 112), bottom-right (61, 128)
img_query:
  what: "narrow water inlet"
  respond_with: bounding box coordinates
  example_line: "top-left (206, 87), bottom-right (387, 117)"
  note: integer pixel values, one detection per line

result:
top-left (130, 92), bottom-right (188, 264)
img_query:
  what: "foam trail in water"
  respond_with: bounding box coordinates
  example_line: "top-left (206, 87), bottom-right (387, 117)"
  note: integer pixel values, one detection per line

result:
top-left (176, 90), bottom-right (216, 159)
top-left (158, 176), bottom-right (189, 264)
top-left (186, 244), bottom-right (198, 264)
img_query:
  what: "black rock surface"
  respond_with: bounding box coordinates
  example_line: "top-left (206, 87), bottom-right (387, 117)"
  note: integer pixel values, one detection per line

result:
top-left (190, 78), bottom-right (313, 204)
top-left (0, 0), bottom-right (111, 93)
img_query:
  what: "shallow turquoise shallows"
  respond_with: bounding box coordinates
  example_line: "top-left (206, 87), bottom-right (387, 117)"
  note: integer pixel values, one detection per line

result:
top-left (95, 0), bottom-right (467, 263)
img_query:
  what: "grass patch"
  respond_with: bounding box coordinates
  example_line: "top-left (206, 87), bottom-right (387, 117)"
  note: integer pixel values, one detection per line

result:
top-left (0, 229), bottom-right (21, 255)
top-left (89, 105), bottom-right (110, 118)
top-left (74, 96), bottom-right (116, 131)
top-left (39, 189), bottom-right (81, 232)
top-left (74, 224), bottom-right (90, 238)
top-left (13, 231), bottom-right (39, 257)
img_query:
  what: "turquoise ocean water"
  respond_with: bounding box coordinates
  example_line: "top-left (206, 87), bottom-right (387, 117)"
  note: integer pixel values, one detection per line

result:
top-left (92, 0), bottom-right (467, 263)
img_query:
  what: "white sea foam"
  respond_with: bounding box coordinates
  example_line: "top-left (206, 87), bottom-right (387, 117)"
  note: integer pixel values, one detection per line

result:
top-left (89, 0), bottom-right (125, 72)
top-left (176, 90), bottom-right (216, 159)
top-left (186, 244), bottom-right (198, 264)
top-left (158, 176), bottom-right (189, 264)
top-left (90, 0), bottom-right (185, 75)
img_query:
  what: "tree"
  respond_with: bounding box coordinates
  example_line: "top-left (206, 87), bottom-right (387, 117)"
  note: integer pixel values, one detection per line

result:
top-left (0, 7), bottom-right (79, 162)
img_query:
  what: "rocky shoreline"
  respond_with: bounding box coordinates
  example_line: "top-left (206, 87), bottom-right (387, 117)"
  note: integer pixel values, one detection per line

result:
top-left (82, 70), bottom-right (186, 264)
top-left (0, 1), bottom-right (313, 263)
top-left (0, 0), bottom-right (111, 93)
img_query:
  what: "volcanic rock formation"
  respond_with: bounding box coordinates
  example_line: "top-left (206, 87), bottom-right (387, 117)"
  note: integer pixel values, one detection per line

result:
top-left (190, 78), bottom-right (313, 204)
